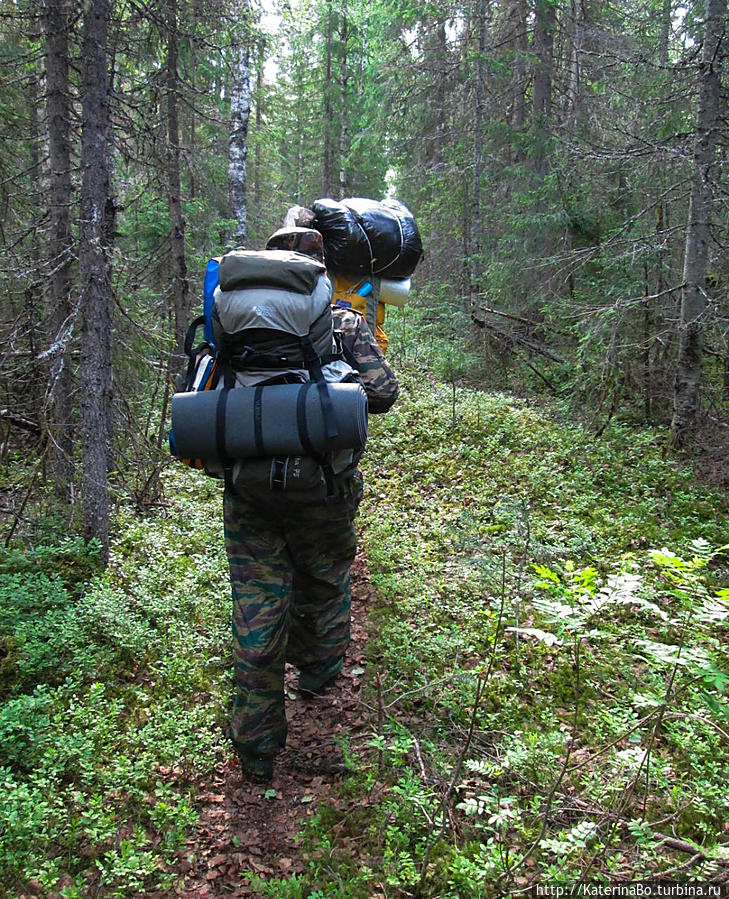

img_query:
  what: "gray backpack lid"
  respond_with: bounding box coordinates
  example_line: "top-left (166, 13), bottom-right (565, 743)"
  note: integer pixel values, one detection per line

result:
top-left (213, 270), bottom-right (333, 347)
top-left (218, 248), bottom-right (325, 293)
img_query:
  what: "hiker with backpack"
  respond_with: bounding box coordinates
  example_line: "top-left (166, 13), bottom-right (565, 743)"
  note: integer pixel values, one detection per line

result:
top-left (170, 205), bottom-right (418, 784)
top-left (200, 228), bottom-right (398, 783)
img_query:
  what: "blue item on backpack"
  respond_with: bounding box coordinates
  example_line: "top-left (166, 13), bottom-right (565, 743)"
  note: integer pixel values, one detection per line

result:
top-left (203, 258), bottom-right (220, 347)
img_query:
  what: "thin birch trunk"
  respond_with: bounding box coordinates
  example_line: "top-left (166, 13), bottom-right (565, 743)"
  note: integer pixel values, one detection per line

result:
top-left (228, 0), bottom-right (252, 246)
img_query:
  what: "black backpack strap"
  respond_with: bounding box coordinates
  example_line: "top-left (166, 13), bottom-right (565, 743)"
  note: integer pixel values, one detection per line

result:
top-left (296, 382), bottom-right (318, 456)
top-left (180, 315), bottom-right (213, 391)
top-left (269, 457), bottom-right (287, 490)
top-left (322, 334), bottom-right (346, 367)
top-left (339, 341), bottom-right (360, 372)
top-left (184, 315), bottom-right (206, 359)
top-left (321, 462), bottom-right (337, 503)
top-left (296, 381), bottom-right (338, 502)
top-left (230, 351), bottom-right (292, 371)
top-left (300, 334), bottom-right (339, 441)
top-left (253, 385), bottom-right (265, 456)
top-left (216, 361), bottom-right (235, 490)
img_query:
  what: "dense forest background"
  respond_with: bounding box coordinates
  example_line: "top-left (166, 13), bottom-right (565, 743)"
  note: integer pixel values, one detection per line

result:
top-left (2, 2), bottom-right (729, 897)
top-left (1, 0), bottom-right (728, 556)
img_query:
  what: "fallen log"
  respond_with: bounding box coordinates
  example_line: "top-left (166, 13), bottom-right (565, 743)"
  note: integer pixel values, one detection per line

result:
top-left (0, 409), bottom-right (41, 436)
top-left (471, 313), bottom-right (565, 364)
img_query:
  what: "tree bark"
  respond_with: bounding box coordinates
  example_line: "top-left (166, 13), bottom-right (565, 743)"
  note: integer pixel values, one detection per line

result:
top-left (323, 0), bottom-right (334, 197)
top-left (79, 0), bottom-right (112, 561)
top-left (659, 0), bottom-right (672, 65)
top-left (508, 0), bottom-right (528, 131)
top-left (25, 12), bottom-right (47, 456)
top-left (429, 19), bottom-right (446, 170)
top-left (643, 263), bottom-right (653, 421)
top-left (471, 0), bottom-right (488, 297)
top-left (670, 0), bottom-right (726, 445)
top-left (167, 0), bottom-right (192, 355)
top-left (532, 0), bottom-right (555, 176)
top-left (423, 14), bottom-right (447, 281)
top-left (188, 0), bottom-right (202, 200)
top-left (41, 0), bottom-right (75, 500)
top-left (532, 0), bottom-right (555, 120)
top-left (337, 0), bottom-right (349, 198)
top-left (253, 36), bottom-right (264, 215)
top-left (566, 0), bottom-right (586, 120)
top-left (104, 21), bottom-right (119, 470)
top-left (227, 0), bottom-right (252, 246)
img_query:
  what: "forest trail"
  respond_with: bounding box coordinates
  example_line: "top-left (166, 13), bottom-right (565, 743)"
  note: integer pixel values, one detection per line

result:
top-left (157, 551), bottom-right (377, 898)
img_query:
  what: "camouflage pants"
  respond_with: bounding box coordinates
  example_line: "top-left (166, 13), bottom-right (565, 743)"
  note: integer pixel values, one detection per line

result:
top-left (224, 485), bottom-right (358, 761)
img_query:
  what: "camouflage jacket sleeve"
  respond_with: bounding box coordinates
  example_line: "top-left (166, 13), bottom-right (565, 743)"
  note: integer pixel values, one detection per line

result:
top-left (332, 306), bottom-right (399, 413)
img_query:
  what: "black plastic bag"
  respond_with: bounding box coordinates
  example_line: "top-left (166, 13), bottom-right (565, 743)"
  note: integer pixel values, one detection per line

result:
top-left (311, 197), bottom-right (423, 279)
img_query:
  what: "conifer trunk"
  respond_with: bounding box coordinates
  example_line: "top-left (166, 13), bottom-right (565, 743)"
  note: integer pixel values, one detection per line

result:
top-left (337, 0), bottom-right (349, 198)
top-left (167, 0), bottom-right (191, 354)
top-left (253, 38), bottom-right (264, 216)
top-left (471, 0), bottom-right (487, 298)
top-left (532, 0), bottom-right (555, 176)
top-left (659, 0), bottom-right (672, 65)
top-left (79, 0), bottom-right (112, 561)
top-left (323, 0), bottom-right (334, 197)
top-left (41, 0), bottom-right (75, 499)
top-left (670, 0), bottom-right (726, 445)
top-left (566, 0), bottom-right (586, 119)
top-left (505, 0), bottom-right (528, 133)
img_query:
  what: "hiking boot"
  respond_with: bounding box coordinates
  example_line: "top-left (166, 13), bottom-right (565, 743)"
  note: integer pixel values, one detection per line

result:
top-left (298, 659), bottom-right (343, 699)
top-left (237, 752), bottom-right (274, 784)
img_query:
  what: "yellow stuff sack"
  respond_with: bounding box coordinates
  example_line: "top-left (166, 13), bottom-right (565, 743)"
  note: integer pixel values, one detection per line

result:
top-left (332, 275), bottom-right (389, 354)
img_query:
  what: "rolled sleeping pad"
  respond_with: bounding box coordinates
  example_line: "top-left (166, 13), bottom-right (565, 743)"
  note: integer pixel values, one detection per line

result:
top-left (171, 382), bottom-right (368, 460)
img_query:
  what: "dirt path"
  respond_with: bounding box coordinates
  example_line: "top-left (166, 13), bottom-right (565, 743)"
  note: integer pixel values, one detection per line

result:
top-left (162, 552), bottom-right (376, 898)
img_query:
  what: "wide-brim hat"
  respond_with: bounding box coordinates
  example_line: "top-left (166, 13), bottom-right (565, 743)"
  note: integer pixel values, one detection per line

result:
top-left (266, 227), bottom-right (325, 262)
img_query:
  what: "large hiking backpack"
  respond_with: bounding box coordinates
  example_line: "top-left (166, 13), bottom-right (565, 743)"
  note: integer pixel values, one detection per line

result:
top-left (170, 249), bottom-right (368, 501)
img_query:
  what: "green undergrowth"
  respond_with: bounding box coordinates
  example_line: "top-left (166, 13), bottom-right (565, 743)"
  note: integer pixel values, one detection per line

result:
top-left (0, 471), bottom-right (231, 897)
top-left (3, 305), bottom-right (729, 897)
top-left (263, 308), bottom-right (729, 896)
